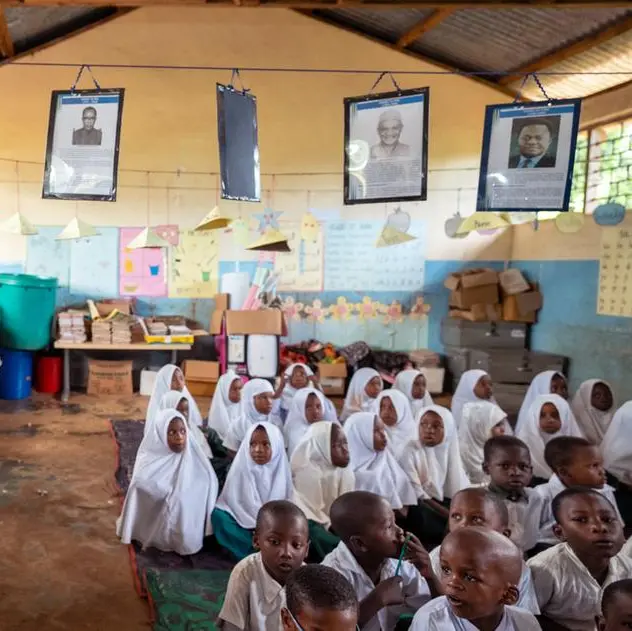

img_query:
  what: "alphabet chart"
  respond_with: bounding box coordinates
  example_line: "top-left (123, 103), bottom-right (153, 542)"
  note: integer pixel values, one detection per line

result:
top-left (597, 223), bottom-right (632, 317)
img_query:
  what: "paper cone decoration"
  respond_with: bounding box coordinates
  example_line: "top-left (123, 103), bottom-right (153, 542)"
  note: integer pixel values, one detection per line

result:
top-left (456, 212), bottom-right (510, 235)
top-left (56, 217), bottom-right (99, 240)
top-left (0, 212), bottom-right (38, 235)
top-left (127, 227), bottom-right (170, 250)
top-left (375, 225), bottom-right (416, 248)
top-left (245, 228), bottom-right (291, 253)
top-left (195, 206), bottom-right (232, 231)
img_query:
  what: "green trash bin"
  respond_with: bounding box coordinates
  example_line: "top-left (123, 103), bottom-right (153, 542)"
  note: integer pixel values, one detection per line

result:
top-left (0, 274), bottom-right (58, 351)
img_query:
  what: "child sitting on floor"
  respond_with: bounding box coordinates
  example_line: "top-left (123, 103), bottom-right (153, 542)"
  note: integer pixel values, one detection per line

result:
top-left (207, 370), bottom-right (243, 442)
top-left (372, 389), bottom-right (416, 460)
top-left (535, 436), bottom-right (622, 546)
top-left (283, 388), bottom-right (330, 457)
top-left (340, 368), bottom-right (383, 422)
top-left (322, 490), bottom-right (435, 631)
top-left (212, 422), bottom-right (293, 560)
top-left (281, 564), bottom-right (359, 631)
top-left (394, 369), bottom-right (433, 417)
top-left (516, 371), bottom-right (572, 434)
top-left (290, 422), bottom-right (354, 560)
top-left (218, 500), bottom-right (309, 631)
top-left (411, 528), bottom-right (541, 631)
top-left (598, 579), bottom-right (632, 631)
top-left (450, 369), bottom-right (494, 428)
top-left (571, 380), bottom-right (615, 446)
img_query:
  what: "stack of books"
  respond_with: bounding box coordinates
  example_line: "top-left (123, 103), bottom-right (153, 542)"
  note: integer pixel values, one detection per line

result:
top-left (110, 312), bottom-right (133, 345)
top-left (91, 320), bottom-right (112, 344)
top-left (57, 311), bottom-right (87, 343)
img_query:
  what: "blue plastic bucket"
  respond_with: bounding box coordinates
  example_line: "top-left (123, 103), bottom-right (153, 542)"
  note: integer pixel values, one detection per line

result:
top-left (0, 349), bottom-right (33, 400)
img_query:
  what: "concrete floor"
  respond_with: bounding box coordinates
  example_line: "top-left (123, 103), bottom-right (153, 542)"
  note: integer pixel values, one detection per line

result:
top-left (0, 392), bottom-right (178, 631)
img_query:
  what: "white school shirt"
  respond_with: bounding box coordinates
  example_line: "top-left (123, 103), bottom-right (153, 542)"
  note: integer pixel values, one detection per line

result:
top-left (218, 552), bottom-right (284, 631)
top-left (534, 475), bottom-right (623, 545)
top-left (410, 596), bottom-right (541, 631)
top-left (428, 547), bottom-right (540, 615)
top-left (322, 541), bottom-right (431, 631)
top-left (528, 542), bottom-right (632, 631)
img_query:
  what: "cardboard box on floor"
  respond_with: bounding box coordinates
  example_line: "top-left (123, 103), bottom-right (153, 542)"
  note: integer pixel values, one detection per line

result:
top-left (445, 269), bottom-right (499, 310)
top-left (317, 361), bottom-right (347, 396)
top-left (183, 360), bottom-right (220, 397)
top-left (210, 294), bottom-right (285, 336)
top-left (87, 359), bottom-right (133, 396)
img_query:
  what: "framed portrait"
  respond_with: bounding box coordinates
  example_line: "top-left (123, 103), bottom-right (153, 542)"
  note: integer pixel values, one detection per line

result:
top-left (42, 88), bottom-right (124, 201)
top-left (476, 98), bottom-right (582, 212)
top-left (217, 83), bottom-right (261, 203)
top-left (343, 87), bottom-right (429, 205)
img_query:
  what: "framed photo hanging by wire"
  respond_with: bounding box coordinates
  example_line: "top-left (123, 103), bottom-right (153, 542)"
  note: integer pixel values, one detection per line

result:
top-left (42, 88), bottom-right (125, 201)
top-left (343, 87), bottom-right (429, 205)
top-left (476, 98), bottom-right (582, 212)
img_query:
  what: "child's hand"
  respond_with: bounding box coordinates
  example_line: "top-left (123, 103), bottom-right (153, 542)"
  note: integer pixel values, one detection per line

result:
top-left (374, 576), bottom-right (404, 607)
top-left (403, 533), bottom-right (434, 578)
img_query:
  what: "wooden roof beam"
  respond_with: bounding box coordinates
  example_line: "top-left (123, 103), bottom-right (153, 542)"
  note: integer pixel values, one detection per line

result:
top-left (397, 8), bottom-right (454, 49)
top-left (0, 9), bottom-right (14, 58)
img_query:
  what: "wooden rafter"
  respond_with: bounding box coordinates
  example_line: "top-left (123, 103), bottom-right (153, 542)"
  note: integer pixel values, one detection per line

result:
top-left (397, 8), bottom-right (454, 49)
top-left (0, 8), bottom-right (14, 58)
top-left (499, 14), bottom-right (632, 85)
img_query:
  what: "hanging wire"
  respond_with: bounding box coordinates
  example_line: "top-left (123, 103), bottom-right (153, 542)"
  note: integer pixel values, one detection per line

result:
top-left (369, 71), bottom-right (401, 94)
top-left (146, 171), bottom-right (151, 225)
top-left (70, 64), bottom-right (102, 91)
top-left (14, 161), bottom-right (20, 214)
top-left (228, 68), bottom-right (249, 93)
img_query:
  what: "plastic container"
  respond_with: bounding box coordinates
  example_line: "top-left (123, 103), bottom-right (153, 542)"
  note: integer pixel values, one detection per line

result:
top-left (0, 274), bottom-right (58, 351)
top-left (36, 356), bottom-right (62, 394)
top-left (0, 348), bottom-right (33, 400)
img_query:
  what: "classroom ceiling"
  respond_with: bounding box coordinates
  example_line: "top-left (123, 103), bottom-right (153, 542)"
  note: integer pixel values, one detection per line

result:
top-left (0, 3), bottom-right (630, 102)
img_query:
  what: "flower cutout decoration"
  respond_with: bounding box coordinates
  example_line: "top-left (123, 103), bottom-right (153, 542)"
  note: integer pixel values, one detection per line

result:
top-left (305, 299), bottom-right (327, 323)
top-left (329, 296), bottom-right (352, 321)
top-left (409, 296), bottom-right (431, 320)
top-left (281, 296), bottom-right (304, 321)
top-left (355, 296), bottom-right (379, 321)
top-left (383, 300), bottom-right (404, 324)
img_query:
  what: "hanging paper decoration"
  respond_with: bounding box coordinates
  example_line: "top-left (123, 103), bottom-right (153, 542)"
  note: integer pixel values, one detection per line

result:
top-left (300, 212), bottom-right (321, 242)
top-left (329, 297), bottom-right (352, 320)
top-left (594, 203), bottom-right (625, 227)
top-left (246, 228), bottom-right (291, 253)
top-left (127, 227), bottom-right (170, 250)
top-left (0, 212), bottom-right (38, 236)
top-left (409, 296), bottom-right (431, 320)
top-left (281, 296), bottom-right (304, 321)
top-left (555, 212), bottom-right (585, 234)
top-left (382, 300), bottom-right (404, 324)
top-left (355, 296), bottom-right (380, 320)
top-left (456, 212), bottom-right (510, 236)
top-left (386, 207), bottom-right (411, 233)
top-left (304, 299), bottom-right (328, 323)
top-left (195, 205), bottom-right (232, 231)
top-left (444, 213), bottom-right (467, 239)
top-left (253, 209), bottom-right (282, 233)
top-left (56, 217), bottom-right (99, 241)
top-left (375, 225), bottom-right (416, 247)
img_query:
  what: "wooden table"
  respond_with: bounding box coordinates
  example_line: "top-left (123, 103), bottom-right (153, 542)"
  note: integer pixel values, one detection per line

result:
top-left (53, 341), bottom-right (192, 403)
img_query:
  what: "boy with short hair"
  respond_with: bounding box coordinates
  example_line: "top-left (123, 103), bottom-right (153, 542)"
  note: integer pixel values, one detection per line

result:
top-left (598, 579), bottom-right (632, 631)
top-left (410, 528), bottom-right (541, 631)
top-left (484, 435), bottom-right (547, 554)
top-left (528, 488), bottom-right (632, 631)
top-left (535, 437), bottom-right (622, 545)
top-left (218, 500), bottom-right (310, 631)
top-left (281, 565), bottom-right (359, 631)
top-left (322, 491), bottom-right (434, 631)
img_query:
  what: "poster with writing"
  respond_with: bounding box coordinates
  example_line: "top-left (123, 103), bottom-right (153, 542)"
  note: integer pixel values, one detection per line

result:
top-left (598, 224), bottom-right (632, 317)
top-left (275, 219), bottom-right (324, 291)
top-left (69, 227), bottom-right (119, 298)
top-left (168, 230), bottom-right (219, 298)
top-left (324, 221), bottom-right (424, 291)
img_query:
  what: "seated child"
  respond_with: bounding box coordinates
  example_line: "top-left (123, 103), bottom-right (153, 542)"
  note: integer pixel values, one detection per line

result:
top-left (117, 409), bottom-right (219, 555)
top-left (411, 528), bottom-right (540, 631)
top-left (284, 388), bottom-right (330, 457)
top-left (322, 491), bottom-right (434, 631)
top-left (212, 422), bottom-right (293, 560)
top-left (458, 401), bottom-right (508, 485)
top-left (516, 371), bottom-right (572, 434)
top-left (598, 579), bottom-right (632, 631)
top-left (208, 370), bottom-right (243, 442)
top-left (571, 380), bottom-right (615, 446)
top-left (345, 412), bottom-right (417, 511)
top-left (528, 488), bottom-right (632, 631)
top-left (400, 405), bottom-right (469, 548)
top-left (450, 369), bottom-right (494, 428)
top-left (516, 394), bottom-right (583, 482)
top-left (372, 389), bottom-right (416, 459)
top-left (394, 369), bottom-right (434, 417)
top-left (218, 500), bottom-right (309, 631)
top-left (290, 422), bottom-right (354, 560)
top-left (535, 437), bottom-right (623, 545)
top-left (340, 368), bottom-right (383, 422)
top-left (281, 564), bottom-right (359, 631)
top-left (484, 435), bottom-right (547, 553)
top-left (428, 487), bottom-right (540, 614)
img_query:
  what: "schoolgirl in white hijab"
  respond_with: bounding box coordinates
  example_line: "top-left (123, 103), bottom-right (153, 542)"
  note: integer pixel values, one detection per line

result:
top-left (450, 369), bottom-right (494, 428)
top-left (571, 379), bottom-right (615, 445)
top-left (278, 363), bottom-right (338, 423)
top-left (340, 368), bottom-right (383, 422)
top-left (116, 409), bottom-right (219, 556)
top-left (458, 401), bottom-right (509, 485)
top-left (372, 389), bottom-right (416, 459)
top-left (344, 412), bottom-right (417, 510)
top-left (283, 387), bottom-right (335, 457)
top-left (394, 369), bottom-right (434, 417)
top-left (600, 401), bottom-right (632, 485)
top-left (516, 393), bottom-right (583, 480)
top-left (515, 370), bottom-right (572, 434)
top-left (207, 371), bottom-right (243, 441)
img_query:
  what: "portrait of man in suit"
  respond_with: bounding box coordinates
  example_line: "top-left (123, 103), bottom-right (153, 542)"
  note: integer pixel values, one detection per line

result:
top-left (508, 116), bottom-right (558, 169)
top-left (72, 106), bottom-right (102, 146)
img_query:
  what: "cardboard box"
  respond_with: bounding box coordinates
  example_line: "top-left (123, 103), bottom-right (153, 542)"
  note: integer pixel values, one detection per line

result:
top-left (499, 269), bottom-right (530, 296)
top-left (95, 300), bottom-right (133, 318)
top-left (225, 310), bottom-right (284, 335)
top-left (503, 285), bottom-right (543, 323)
top-left (317, 362), bottom-right (348, 379)
top-left (449, 303), bottom-right (502, 322)
top-left (419, 367), bottom-right (445, 395)
top-left (318, 361), bottom-right (347, 396)
top-left (183, 360), bottom-right (220, 397)
top-left (445, 269), bottom-right (499, 309)
top-left (210, 294), bottom-right (230, 335)
top-left (87, 359), bottom-right (133, 396)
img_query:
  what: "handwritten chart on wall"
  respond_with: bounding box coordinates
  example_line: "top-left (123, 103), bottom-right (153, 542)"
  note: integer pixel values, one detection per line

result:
top-left (597, 224), bottom-right (632, 317)
top-left (324, 221), bottom-right (424, 291)
top-left (26, 227), bottom-right (70, 286)
top-left (169, 231), bottom-right (219, 298)
top-left (275, 219), bottom-right (324, 291)
top-left (69, 228), bottom-right (119, 298)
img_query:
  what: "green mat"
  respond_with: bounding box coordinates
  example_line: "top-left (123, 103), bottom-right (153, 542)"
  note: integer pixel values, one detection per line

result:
top-left (146, 568), bottom-right (232, 630)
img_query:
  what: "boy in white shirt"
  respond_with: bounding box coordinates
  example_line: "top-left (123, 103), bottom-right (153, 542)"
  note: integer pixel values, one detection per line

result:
top-left (411, 528), bottom-right (540, 631)
top-left (528, 488), bottom-right (632, 631)
top-left (598, 579), bottom-right (632, 631)
top-left (322, 490), bottom-right (435, 631)
top-left (218, 500), bottom-right (310, 631)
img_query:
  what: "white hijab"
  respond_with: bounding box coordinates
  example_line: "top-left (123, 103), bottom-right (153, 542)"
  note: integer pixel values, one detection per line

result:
top-left (216, 422), bottom-right (293, 529)
top-left (280, 363), bottom-right (314, 410)
top-left (341, 368), bottom-right (382, 422)
top-left (516, 393), bottom-right (584, 480)
top-left (284, 387), bottom-right (333, 457)
top-left (451, 370), bottom-right (492, 428)
top-left (459, 401), bottom-right (510, 485)
top-left (401, 405), bottom-right (469, 502)
top-left (290, 422), bottom-right (355, 528)
top-left (571, 379), bottom-right (615, 445)
top-left (207, 371), bottom-right (243, 441)
top-left (602, 401), bottom-right (632, 484)
top-left (372, 389), bottom-right (416, 460)
top-left (116, 409), bottom-right (219, 555)
top-left (515, 371), bottom-right (568, 434)
top-left (345, 412), bottom-right (417, 510)
top-left (394, 369), bottom-right (434, 417)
